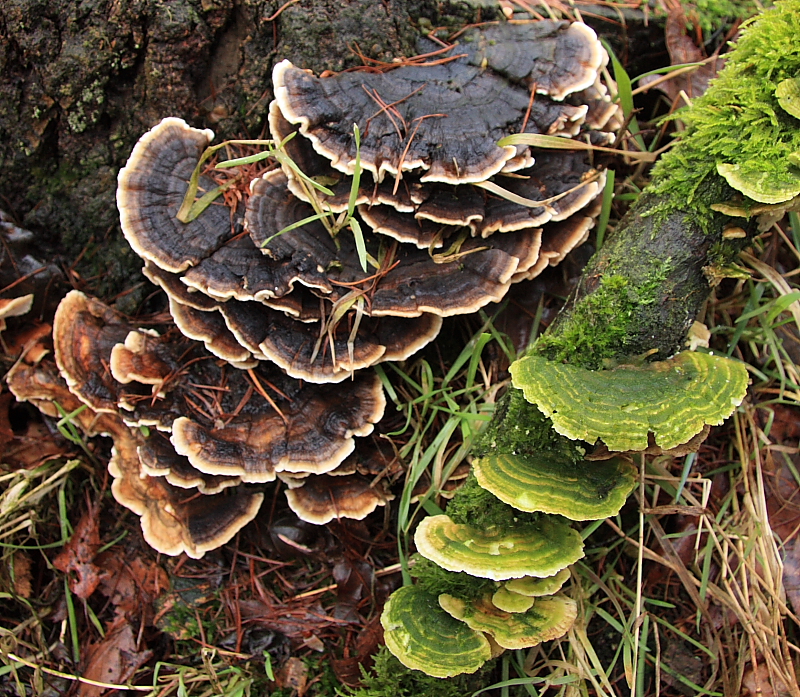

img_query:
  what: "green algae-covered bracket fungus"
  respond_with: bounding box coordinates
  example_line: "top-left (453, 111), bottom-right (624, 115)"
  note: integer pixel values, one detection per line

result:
top-left (381, 586), bottom-right (492, 678)
top-left (491, 586), bottom-right (537, 613)
top-left (716, 162), bottom-right (800, 205)
top-left (473, 451), bottom-right (637, 520)
top-left (504, 569), bottom-right (571, 597)
top-left (510, 351), bottom-right (749, 452)
top-left (439, 593), bottom-right (578, 650)
top-left (414, 514), bottom-right (584, 581)
top-left (776, 77), bottom-right (800, 119)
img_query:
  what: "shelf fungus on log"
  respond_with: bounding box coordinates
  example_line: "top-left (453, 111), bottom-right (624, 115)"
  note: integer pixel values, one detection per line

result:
top-left (414, 514), bottom-right (584, 581)
top-left (43, 290), bottom-right (391, 555)
top-left (117, 117), bottom-right (234, 273)
top-left (472, 452), bottom-right (637, 521)
top-left (490, 586), bottom-right (537, 613)
top-left (272, 21), bottom-right (607, 184)
top-left (100, 17), bottom-right (623, 575)
top-left (510, 351), bottom-right (749, 451)
top-left (0, 294), bottom-right (34, 332)
top-left (8, 355), bottom-right (264, 559)
top-left (282, 473), bottom-right (394, 525)
top-left (380, 586), bottom-right (493, 678)
top-left (246, 170), bottom-right (540, 318)
top-left (502, 569), bottom-right (571, 598)
top-left (438, 593), bottom-right (578, 650)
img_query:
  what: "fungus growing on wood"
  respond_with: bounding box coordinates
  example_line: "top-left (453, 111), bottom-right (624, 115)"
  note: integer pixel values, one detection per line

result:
top-left (510, 351), bottom-right (749, 451)
top-left (472, 452), bottom-right (637, 520)
top-left (503, 568), bottom-right (571, 598)
top-left (438, 593), bottom-right (577, 649)
top-left (53, 290), bottom-right (134, 413)
top-left (283, 473), bottom-right (393, 524)
top-left (109, 329), bottom-right (175, 385)
top-left (246, 170), bottom-right (537, 318)
top-left (52, 291), bottom-right (386, 481)
top-left (716, 161), bottom-right (800, 205)
top-left (168, 298), bottom-right (255, 365)
top-left (490, 586), bottom-right (536, 613)
top-left (380, 585), bottom-right (492, 678)
top-left (110, 426), bottom-right (264, 559)
top-left (414, 514), bottom-right (584, 581)
top-left (8, 353), bottom-right (262, 558)
top-left (170, 370), bottom-right (385, 481)
top-left (273, 21), bottom-right (607, 184)
top-left (217, 298), bottom-right (442, 383)
top-left (0, 294), bottom-right (34, 331)
top-left (137, 431), bottom-right (241, 494)
top-left (117, 117), bottom-right (233, 273)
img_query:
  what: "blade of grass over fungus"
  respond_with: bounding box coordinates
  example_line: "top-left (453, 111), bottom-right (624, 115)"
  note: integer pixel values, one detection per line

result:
top-left (177, 139), bottom-right (273, 222)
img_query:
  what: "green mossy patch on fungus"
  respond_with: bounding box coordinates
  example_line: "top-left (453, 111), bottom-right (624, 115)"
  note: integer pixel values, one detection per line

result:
top-left (411, 556), bottom-right (497, 603)
top-left (648, 0), bottom-right (800, 217)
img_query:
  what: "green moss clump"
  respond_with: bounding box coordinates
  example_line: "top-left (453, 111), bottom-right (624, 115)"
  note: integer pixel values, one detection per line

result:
top-left (472, 389), bottom-right (567, 457)
top-left (681, 0), bottom-right (769, 33)
top-left (649, 0), bottom-right (800, 217)
top-left (343, 645), bottom-right (493, 697)
top-left (532, 259), bottom-right (671, 369)
top-left (443, 475), bottom-right (539, 530)
top-left (410, 556), bottom-right (496, 602)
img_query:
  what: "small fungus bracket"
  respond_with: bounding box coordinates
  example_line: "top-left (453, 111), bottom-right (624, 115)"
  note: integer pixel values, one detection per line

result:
top-left (414, 514), bottom-right (584, 581)
top-left (380, 585), bottom-right (492, 678)
top-left (439, 593), bottom-right (578, 650)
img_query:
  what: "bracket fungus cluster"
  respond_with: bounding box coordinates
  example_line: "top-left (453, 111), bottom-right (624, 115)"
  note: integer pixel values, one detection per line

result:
top-left (53, 17), bottom-right (618, 558)
top-left (379, 347), bottom-right (748, 678)
top-left (10, 289), bottom-right (387, 557)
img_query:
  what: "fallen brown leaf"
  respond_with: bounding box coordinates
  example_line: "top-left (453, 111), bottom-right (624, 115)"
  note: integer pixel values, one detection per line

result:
top-left (53, 501), bottom-right (102, 599)
top-left (78, 617), bottom-right (152, 697)
top-left (742, 661), bottom-right (793, 697)
top-left (640, 9), bottom-right (725, 102)
top-left (275, 656), bottom-right (308, 697)
top-left (96, 552), bottom-right (169, 622)
top-left (11, 551), bottom-right (32, 598)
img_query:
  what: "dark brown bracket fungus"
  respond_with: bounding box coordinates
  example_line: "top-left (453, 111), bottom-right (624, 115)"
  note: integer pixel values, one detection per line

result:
top-left (117, 118), bottom-right (234, 273)
top-left (53, 291), bottom-right (386, 484)
top-left (283, 473), bottom-right (394, 525)
top-left (272, 21), bottom-right (607, 184)
top-left (8, 354), bottom-right (263, 559)
top-left (53, 15), bottom-right (622, 572)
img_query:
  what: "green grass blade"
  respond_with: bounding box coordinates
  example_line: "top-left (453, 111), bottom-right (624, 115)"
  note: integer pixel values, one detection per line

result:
top-left (260, 211), bottom-right (332, 247)
top-left (214, 150), bottom-right (273, 168)
top-left (595, 168), bottom-right (615, 250)
top-left (347, 124), bottom-right (362, 219)
top-left (350, 218), bottom-right (368, 273)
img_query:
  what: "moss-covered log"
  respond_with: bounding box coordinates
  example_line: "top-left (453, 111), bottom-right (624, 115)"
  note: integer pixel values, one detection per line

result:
top-left (380, 0), bottom-right (798, 686)
top-left (533, 178), bottom-right (747, 370)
